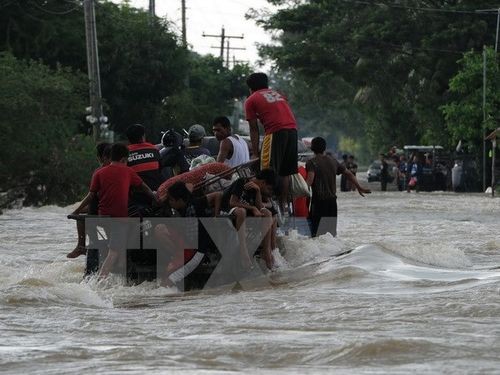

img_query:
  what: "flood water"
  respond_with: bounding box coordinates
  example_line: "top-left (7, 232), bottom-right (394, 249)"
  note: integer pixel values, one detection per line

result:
top-left (1, 189), bottom-right (500, 374)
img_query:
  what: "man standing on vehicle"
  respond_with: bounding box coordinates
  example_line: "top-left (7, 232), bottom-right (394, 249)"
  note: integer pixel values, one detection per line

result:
top-left (245, 72), bottom-right (298, 212)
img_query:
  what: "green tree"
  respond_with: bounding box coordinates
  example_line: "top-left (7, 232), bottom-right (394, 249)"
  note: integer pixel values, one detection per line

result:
top-left (0, 0), bottom-right (189, 138)
top-left (0, 1), bottom-right (251, 142)
top-left (159, 55), bottom-right (251, 134)
top-left (0, 1), bottom-right (255, 209)
top-left (251, 0), bottom-right (500, 154)
top-left (441, 47), bottom-right (500, 152)
top-left (0, 52), bottom-right (96, 206)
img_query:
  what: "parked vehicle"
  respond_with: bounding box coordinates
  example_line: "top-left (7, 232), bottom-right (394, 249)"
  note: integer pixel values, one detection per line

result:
top-left (403, 145), bottom-right (450, 191)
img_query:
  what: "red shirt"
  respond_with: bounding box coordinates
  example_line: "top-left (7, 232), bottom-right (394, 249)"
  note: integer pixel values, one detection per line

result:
top-left (245, 88), bottom-right (297, 135)
top-left (89, 163), bottom-right (143, 217)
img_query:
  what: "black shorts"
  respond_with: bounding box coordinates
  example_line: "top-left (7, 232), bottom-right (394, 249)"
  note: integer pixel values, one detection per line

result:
top-left (261, 129), bottom-right (298, 176)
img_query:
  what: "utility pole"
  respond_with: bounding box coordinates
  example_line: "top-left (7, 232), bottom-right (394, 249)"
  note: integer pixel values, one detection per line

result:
top-left (181, 0), bottom-right (187, 48)
top-left (83, 0), bottom-right (106, 143)
top-left (203, 26), bottom-right (244, 64)
top-left (496, 8), bottom-right (500, 53)
top-left (483, 47), bottom-right (487, 192)
top-left (149, 0), bottom-right (155, 21)
top-left (217, 40), bottom-right (246, 68)
top-left (492, 134), bottom-right (496, 197)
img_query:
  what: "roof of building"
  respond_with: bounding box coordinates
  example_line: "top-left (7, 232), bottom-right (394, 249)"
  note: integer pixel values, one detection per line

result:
top-left (485, 128), bottom-right (500, 141)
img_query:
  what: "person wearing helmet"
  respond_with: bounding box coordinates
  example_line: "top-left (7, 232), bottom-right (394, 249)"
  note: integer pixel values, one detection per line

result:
top-left (183, 124), bottom-right (211, 165)
top-left (159, 129), bottom-right (190, 177)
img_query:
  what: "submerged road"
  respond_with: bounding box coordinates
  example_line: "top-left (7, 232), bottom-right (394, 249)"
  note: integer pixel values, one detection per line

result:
top-left (0, 187), bottom-right (499, 374)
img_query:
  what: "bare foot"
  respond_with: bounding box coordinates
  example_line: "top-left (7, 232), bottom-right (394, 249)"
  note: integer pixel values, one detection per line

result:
top-left (66, 245), bottom-right (86, 258)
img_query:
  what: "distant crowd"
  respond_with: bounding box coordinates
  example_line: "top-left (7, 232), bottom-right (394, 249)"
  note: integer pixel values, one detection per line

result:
top-left (377, 146), bottom-right (444, 192)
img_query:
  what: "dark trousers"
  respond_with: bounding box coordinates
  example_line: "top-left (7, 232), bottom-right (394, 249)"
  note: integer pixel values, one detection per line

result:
top-left (309, 197), bottom-right (338, 237)
top-left (381, 178), bottom-right (388, 191)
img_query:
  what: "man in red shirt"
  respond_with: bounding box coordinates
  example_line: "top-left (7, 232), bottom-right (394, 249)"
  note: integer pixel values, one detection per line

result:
top-left (71, 143), bottom-right (157, 277)
top-left (67, 142), bottom-right (111, 259)
top-left (245, 72), bottom-right (298, 211)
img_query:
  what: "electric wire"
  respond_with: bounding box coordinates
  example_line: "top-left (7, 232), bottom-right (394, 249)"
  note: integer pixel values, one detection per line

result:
top-left (339, 0), bottom-right (500, 15)
top-left (28, 0), bottom-right (81, 15)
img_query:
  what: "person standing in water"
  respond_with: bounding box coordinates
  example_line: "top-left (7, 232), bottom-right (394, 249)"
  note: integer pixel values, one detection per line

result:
top-left (306, 137), bottom-right (371, 237)
top-left (380, 153), bottom-right (389, 192)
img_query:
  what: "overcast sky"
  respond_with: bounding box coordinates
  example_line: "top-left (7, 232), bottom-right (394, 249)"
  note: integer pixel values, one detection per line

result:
top-left (113, 0), bottom-right (278, 67)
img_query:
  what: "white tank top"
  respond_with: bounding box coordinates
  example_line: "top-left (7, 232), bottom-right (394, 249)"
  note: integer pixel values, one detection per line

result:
top-left (226, 135), bottom-right (250, 167)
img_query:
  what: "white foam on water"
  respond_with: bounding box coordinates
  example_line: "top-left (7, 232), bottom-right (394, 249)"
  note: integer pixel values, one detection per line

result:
top-left (0, 259), bottom-right (113, 308)
top-left (322, 244), bottom-right (500, 288)
top-left (82, 274), bottom-right (179, 304)
top-left (278, 231), bottom-right (346, 268)
top-left (379, 240), bottom-right (473, 269)
top-left (1, 278), bottom-right (112, 308)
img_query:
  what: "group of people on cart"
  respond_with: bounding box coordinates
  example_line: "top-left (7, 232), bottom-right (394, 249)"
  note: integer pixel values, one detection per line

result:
top-left (67, 72), bottom-right (370, 286)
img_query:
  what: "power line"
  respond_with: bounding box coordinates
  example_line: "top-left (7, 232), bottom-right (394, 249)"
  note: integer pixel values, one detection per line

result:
top-left (27, 0), bottom-right (81, 15)
top-left (340, 0), bottom-right (500, 15)
top-left (0, 0), bottom-right (17, 9)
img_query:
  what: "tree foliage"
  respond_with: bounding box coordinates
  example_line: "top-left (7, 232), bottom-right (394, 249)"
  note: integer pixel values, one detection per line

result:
top-left (0, 0), bottom-right (251, 207)
top-left (0, 0), bottom-right (249, 140)
top-left (0, 52), bottom-right (96, 205)
top-left (159, 54), bottom-right (251, 136)
top-left (251, 0), bottom-right (500, 154)
top-left (442, 47), bottom-right (500, 152)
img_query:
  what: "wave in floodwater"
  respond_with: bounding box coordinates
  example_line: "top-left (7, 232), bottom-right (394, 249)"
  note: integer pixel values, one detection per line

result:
top-left (1, 231), bottom-right (498, 309)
